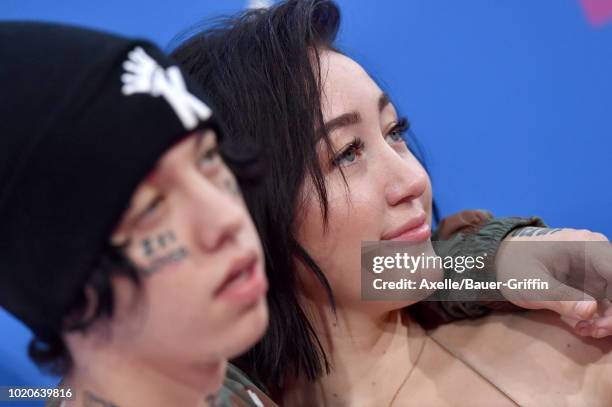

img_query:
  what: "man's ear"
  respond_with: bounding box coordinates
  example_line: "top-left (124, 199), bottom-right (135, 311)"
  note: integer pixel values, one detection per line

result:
top-left (62, 285), bottom-right (100, 331)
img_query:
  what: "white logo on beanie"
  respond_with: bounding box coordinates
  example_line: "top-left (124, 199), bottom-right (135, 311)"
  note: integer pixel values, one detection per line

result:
top-left (121, 46), bottom-right (212, 130)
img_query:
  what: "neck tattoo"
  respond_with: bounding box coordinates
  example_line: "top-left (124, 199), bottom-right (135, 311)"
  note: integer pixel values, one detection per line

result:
top-left (83, 391), bottom-right (120, 407)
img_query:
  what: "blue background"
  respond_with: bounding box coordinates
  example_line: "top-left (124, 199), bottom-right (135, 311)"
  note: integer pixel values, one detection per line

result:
top-left (2, 0), bottom-right (611, 395)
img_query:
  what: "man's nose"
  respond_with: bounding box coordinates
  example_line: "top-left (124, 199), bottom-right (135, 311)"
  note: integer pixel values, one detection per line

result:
top-left (189, 180), bottom-right (246, 252)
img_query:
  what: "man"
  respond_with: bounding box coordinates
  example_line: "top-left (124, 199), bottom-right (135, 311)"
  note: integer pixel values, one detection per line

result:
top-left (0, 22), bottom-right (273, 407)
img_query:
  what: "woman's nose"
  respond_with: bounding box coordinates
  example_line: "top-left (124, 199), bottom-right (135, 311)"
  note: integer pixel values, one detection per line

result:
top-left (383, 152), bottom-right (429, 207)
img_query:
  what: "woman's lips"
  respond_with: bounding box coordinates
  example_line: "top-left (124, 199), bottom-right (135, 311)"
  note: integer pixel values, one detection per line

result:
top-left (382, 213), bottom-right (431, 242)
top-left (387, 222), bottom-right (431, 242)
top-left (215, 256), bottom-right (267, 307)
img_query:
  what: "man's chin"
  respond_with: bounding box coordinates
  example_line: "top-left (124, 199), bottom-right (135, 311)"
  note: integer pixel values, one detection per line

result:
top-left (226, 298), bottom-right (269, 359)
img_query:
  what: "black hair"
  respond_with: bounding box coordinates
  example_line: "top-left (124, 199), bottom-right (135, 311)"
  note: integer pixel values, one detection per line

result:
top-left (27, 244), bottom-right (140, 375)
top-left (27, 123), bottom-right (259, 376)
top-left (172, 0), bottom-right (439, 394)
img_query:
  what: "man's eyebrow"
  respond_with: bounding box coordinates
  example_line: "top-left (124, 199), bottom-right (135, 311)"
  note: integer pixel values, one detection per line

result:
top-left (322, 111), bottom-right (361, 136)
top-left (194, 130), bottom-right (211, 150)
top-left (379, 93), bottom-right (390, 112)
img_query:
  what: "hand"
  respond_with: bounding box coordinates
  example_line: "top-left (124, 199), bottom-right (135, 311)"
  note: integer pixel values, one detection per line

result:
top-left (575, 300), bottom-right (612, 338)
top-left (496, 227), bottom-right (612, 338)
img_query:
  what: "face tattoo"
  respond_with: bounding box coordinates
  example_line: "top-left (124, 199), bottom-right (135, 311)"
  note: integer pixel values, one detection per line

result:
top-left (139, 230), bottom-right (189, 274)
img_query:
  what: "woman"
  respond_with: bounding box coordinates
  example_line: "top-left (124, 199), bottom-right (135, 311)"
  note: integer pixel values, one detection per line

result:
top-left (172, 1), bottom-right (612, 405)
top-left (0, 22), bottom-right (273, 407)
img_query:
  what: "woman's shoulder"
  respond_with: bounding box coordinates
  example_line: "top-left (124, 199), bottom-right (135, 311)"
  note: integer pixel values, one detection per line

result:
top-left (428, 310), bottom-right (612, 406)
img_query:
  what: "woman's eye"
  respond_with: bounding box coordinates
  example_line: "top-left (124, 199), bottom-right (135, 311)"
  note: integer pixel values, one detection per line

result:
top-left (385, 117), bottom-right (409, 145)
top-left (385, 129), bottom-right (404, 144)
top-left (332, 138), bottom-right (364, 167)
top-left (198, 146), bottom-right (221, 169)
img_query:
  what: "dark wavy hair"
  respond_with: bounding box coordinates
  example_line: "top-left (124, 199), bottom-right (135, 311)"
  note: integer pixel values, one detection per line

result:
top-left (28, 125), bottom-right (260, 376)
top-left (28, 244), bottom-right (140, 375)
top-left (172, 0), bottom-right (439, 394)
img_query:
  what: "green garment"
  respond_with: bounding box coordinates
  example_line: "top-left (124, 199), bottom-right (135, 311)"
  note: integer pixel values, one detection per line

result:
top-left (215, 363), bottom-right (276, 406)
top-left (45, 212), bottom-right (545, 406)
top-left (44, 364), bottom-right (277, 407)
top-left (411, 211), bottom-right (546, 327)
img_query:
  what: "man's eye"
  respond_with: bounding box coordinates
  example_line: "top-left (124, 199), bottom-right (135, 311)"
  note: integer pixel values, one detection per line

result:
top-left (139, 197), bottom-right (163, 222)
top-left (198, 146), bottom-right (221, 169)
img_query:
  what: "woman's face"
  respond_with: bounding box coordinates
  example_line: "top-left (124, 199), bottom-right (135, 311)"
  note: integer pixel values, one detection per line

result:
top-left (106, 129), bottom-right (268, 369)
top-left (295, 50), bottom-right (436, 310)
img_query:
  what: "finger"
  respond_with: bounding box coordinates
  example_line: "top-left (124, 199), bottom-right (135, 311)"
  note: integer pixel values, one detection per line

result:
top-left (575, 316), bottom-right (612, 338)
top-left (589, 313), bottom-right (612, 330)
top-left (588, 241), bottom-right (612, 298)
top-left (602, 299), bottom-right (612, 316)
top-left (501, 254), bottom-right (598, 319)
top-left (517, 298), bottom-right (597, 320)
top-left (510, 277), bottom-right (597, 319)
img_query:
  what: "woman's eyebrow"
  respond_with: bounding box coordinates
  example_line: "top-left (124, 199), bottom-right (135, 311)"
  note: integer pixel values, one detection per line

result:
top-left (319, 93), bottom-right (391, 139)
top-left (379, 93), bottom-right (390, 112)
top-left (323, 111), bottom-right (361, 135)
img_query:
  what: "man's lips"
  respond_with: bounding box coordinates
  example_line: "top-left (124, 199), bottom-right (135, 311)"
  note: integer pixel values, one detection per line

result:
top-left (214, 252), bottom-right (267, 305)
top-left (382, 213), bottom-right (431, 242)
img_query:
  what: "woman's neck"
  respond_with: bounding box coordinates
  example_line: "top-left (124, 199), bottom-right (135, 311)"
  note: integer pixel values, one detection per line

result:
top-left (63, 350), bottom-right (226, 407)
top-left (284, 302), bottom-right (426, 406)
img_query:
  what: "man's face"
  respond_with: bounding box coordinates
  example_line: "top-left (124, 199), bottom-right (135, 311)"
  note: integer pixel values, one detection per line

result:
top-left (106, 129), bottom-right (268, 370)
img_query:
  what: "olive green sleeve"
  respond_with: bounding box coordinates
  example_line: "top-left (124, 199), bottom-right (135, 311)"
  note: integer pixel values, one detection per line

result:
top-left (410, 211), bottom-right (546, 328)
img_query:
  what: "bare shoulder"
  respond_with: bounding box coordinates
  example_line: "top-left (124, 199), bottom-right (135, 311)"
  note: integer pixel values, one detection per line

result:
top-left (428, 311), bottom-right (612, 406)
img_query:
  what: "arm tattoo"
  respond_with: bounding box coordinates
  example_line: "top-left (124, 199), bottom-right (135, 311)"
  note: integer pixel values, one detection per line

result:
top-left (510, 227), bottom-right (562, 237)
top-left (83, 391), bottom-right (120, 407)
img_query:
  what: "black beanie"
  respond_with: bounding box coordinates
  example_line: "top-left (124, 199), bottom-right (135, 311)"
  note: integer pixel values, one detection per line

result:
top-left (0, 22), bottom-right (220, 339)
